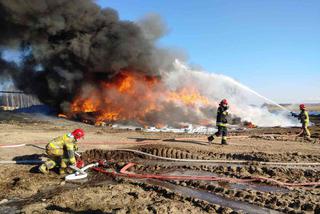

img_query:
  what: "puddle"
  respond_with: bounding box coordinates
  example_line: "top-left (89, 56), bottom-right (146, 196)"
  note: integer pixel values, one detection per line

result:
top-left (164, 169), bottom-right (289, 193)
top-left (148, 179), bottom-right (280, 214)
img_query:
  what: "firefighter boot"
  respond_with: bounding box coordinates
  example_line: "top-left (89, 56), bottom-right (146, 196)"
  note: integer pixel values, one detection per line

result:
top-left (207, 135), bottom-right (214, 144)
top-left (39, 164), bottom-right (49, 174)
top-left (39, 159), bottom-right (56, 174)
top-left (59, 168), bottom-right (66, 175)
top-left (305, 136), bottom-right (312, 142)
top-left (221, 137), bottom-right (228, 145)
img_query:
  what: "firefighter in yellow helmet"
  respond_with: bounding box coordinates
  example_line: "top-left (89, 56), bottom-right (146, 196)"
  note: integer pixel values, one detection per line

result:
top-left (39, 129), bottom-right (85, 175)
top-left (291, 104), bottom-right (311, 141)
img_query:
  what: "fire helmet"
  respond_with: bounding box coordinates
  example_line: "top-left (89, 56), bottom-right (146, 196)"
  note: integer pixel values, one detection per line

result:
top-left (71, 129), bottom-right (85, 140)
top-left (220, 99), bottom-right (228, 106)
top-left (299, 104), bottom-right (305, 110)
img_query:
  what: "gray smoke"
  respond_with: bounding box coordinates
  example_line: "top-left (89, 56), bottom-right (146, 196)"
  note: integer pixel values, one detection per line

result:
top-left (0, 53), bottom-right (18, 83)
top-left (0, 0), bottom-right (176, 109)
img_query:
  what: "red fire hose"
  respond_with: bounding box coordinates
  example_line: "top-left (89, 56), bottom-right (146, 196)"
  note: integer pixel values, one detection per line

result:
top-left (92, 162), bottom-right (320, 187)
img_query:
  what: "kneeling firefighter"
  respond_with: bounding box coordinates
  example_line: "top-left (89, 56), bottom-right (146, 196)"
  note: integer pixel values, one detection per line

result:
top-left (291, 104), bottom-right (311, 141)
top-left (208, 99), bottom-right (229, 145)
top-left (39, 129), bottom-right (85, 175)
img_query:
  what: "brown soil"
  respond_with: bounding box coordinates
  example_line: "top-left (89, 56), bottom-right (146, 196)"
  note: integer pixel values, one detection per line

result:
top-left (0, 112), bottom-right (320, 213)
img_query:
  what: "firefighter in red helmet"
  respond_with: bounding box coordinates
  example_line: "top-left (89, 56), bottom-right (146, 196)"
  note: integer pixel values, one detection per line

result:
top-left (291, 104), bottom-right (311, 141)
top-left (208, 99), bottom-right (229, 145)
top-left (39, 129), bottom-right (85, 175)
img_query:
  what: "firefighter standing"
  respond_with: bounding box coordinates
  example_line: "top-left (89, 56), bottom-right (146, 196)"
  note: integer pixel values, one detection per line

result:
top-left (208, 99), bottom-right (229, 145)
top-left (291, 104), bottom-right (311, 141)
top-left (39, 129), bottom-right (85, 175)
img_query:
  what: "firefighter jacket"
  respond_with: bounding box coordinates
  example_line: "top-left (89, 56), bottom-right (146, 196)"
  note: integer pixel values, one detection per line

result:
top-left (216, 106), bottom-right (228, 126)
top-left (298, 110), bottom-right (310, 126)
top-left (45, 134), bottom-right (77, 164)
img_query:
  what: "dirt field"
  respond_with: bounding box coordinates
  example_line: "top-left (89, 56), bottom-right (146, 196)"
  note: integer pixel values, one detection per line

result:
top-left (0, 112), bottom-right (320, 214)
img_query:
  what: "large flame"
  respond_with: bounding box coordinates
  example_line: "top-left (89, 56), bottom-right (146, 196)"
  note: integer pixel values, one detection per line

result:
top-left (70, 70), bottom-right (214, 125)
top-left (167, 87), bottom-right (210, 107)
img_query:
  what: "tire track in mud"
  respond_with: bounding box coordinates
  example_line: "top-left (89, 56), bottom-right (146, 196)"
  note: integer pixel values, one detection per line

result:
top-left (82, 145), bottom-right (320, 163)
top-left (128, 164), bottom-right (320, 213)
top-left (147, 179), bottom-right (280, 214)
top-left (168, 178), bottom-right (320, 213)
top-left (81, 146), bottom-right (320, 213)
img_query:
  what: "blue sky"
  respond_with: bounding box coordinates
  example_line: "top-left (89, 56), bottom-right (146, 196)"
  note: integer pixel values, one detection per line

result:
top-left (96, 0), bottom-right (320, 103)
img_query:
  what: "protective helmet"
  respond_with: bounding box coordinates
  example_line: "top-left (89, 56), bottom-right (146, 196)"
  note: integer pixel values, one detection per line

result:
top-left (71, 128), bottom-right (85, 140)
top-left (299, 104), bottom-right (305, 110)
top-left (221, 99), bottom-right (228, 105)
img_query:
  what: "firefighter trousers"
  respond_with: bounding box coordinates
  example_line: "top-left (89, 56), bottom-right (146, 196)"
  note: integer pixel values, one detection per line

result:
top-left (39, 155), bottom-right (72, 174)
top-left (302, 124), bottom-right (311, 138)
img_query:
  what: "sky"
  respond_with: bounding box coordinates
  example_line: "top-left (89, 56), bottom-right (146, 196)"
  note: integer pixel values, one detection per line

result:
top-left (96, 0), bottom-right (320, 103)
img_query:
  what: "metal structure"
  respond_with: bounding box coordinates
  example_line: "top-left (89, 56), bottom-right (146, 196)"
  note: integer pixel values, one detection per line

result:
top-left (0, 90), bottom-right (41, 110)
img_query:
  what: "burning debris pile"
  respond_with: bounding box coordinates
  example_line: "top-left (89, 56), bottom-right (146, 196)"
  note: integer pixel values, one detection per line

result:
top-left (70, 70), bottom-right (214, 126)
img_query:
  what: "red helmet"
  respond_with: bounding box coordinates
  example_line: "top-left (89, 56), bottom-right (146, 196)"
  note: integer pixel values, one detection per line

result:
top-left (299, 104), bottom-right (305, 110)
top-left (71, 128), bottom-right (85, 140)
top-left (221, 99), bottom-right (228, 105)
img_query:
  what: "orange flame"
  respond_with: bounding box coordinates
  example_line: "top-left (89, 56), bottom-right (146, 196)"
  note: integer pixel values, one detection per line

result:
top-left (167, 88), bottom-right (209, 106)
top-left (70, 70), bottom-right (214, 125)
top-left (58, 113), bottom-right (68, 118)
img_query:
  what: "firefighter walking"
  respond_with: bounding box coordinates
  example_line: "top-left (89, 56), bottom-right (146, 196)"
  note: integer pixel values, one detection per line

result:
top-left (291, 104), bottom-right (312, 141)
top-left (39, 129), bottom-right (85, 175)
top-left (208, 99), bottom-right (229, 145)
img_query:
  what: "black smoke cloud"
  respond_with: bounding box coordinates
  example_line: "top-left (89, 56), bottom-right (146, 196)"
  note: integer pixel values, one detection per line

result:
top-left (0, 0), bottom-right (176, 109)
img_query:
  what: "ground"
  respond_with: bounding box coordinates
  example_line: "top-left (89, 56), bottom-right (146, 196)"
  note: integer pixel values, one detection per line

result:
top-left (0, 112), bottom-right (320, 214)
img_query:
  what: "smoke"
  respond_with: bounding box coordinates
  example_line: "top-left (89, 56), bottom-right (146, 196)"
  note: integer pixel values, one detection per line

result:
top-left (138, 14), bottom-right (168, 42)
top-left (0, 0), bottom-right (175, 108)
top-left (164, 60), bottom-right (298, 127)
top-left (0, 53), bottom-right (18, 86)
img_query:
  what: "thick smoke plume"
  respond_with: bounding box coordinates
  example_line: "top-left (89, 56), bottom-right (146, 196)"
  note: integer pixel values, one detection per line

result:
top-left (0, 0), bottom-right (174, 108)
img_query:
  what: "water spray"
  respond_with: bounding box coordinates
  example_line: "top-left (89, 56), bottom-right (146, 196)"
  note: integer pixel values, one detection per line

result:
top-left (224, 76), bottom-right (291, 113)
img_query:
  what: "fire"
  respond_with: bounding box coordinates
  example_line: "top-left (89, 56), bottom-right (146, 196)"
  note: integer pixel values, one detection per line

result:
top-left (70, 70), bottom-right (214, 125)
top-left (97, 111), bottom-right (120, 121)
top-left (244, 121), bottom-right (257, 128)
top-left (167, 88), bottom-right (209, 106)
top-left (118, 74), bottom-right (134, 93)
top-left (58, 113), bottom-right (68, 118)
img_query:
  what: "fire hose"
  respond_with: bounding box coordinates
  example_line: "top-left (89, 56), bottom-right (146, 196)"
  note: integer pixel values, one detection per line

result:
top-left (66, 162), bottom-right (99, 181)
top-left (0, 160), bottom-right (43, 164)
top-left (1, 144), bottom-right (320, 167)
top-left (92, 162), bottom-right (320, 187)
top-left (1, 143), bottom-right (320, 186)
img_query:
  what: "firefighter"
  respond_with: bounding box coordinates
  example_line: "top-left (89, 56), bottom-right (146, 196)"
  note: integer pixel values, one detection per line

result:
top-left (39, 128), bottom-right (85, 175)
top-left (291, 104), bottom-right (311, 141)
top-left (208, 99), bottom-right (229, 145)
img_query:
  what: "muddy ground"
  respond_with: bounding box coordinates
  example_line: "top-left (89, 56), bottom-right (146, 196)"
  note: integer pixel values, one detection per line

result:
top-left (0, 112), bottom-right (320, 214)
